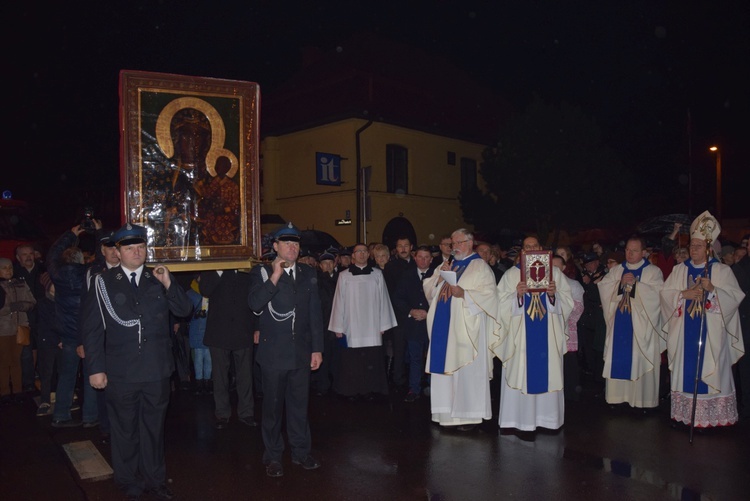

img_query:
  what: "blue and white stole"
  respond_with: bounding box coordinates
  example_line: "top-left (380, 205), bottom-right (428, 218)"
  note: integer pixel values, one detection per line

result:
top-left (610, 260), bottom-right (648, 380)
top-left (517, 264), bottom-right (550, 394)
top-left (429, 253), bottom-right (481, 374)
top-left (681, 258), bottom-right (718, 394)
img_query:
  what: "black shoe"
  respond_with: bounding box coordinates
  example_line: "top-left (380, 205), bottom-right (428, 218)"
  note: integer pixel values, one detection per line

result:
top-left (100, 433), bottom-right (110, 445)
top-left (292, 455), bottom-right (321, 470)
top-left (238, 416), bottom-right (258, 427)
top-left (456, 424), bottom-right (477, 432)
top-left (404, 391), bottom-right (419, 403)
top-left (266, 461), bottom-right (284, 477)
top-left (51, 419), bottom-right (82, 428)
top-left (83, 420), bottom-right (100, 428)
top-left (148, 485), bottom-right (174, 500)
top-left (214, 418), bottom-right (229, 430)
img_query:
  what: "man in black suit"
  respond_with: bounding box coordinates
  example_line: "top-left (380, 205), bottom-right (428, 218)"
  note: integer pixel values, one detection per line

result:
top-left (732, 234), bottom-right (750, 420)
top-left (82, 223), bottom-right (192, 500)
top-left (199, 268), bottom-right (257, 430)
top-left (392, 245), bottom-right (434, 402)
top-left (383, 236), bottom-right (416, 388)
top-left (248, 222), bottom-right (324, 478)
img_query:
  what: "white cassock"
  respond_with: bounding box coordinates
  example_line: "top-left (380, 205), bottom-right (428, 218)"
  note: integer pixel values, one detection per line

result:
top-left (328, 266), bottom-right (397, 347)
top-left (661, 259), bottom-right (745, 427)
top-left (598, 260), bottom-right (664, 408)
top-left (423, 254), bottom-right (500, 427)
top-left (493, 266), bottom-right (573, 431)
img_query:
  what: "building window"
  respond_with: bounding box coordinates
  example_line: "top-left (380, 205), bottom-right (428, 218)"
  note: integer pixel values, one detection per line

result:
top-left (460, 157), bottom-right (477, 192)
top-left (386, 144), bottom-right (408, 195)
top-left (447, 151), bottom-right (456, 165)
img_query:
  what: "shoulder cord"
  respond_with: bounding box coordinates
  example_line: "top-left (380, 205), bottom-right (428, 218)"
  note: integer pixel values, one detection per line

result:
top-left (94, 274), bottom-right (142, 348)
top-left (259, 266), bottom-right (295, 329)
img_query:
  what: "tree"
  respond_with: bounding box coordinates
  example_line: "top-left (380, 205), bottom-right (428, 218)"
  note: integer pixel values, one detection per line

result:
top-left (460, 95), bottom-right (633, 244)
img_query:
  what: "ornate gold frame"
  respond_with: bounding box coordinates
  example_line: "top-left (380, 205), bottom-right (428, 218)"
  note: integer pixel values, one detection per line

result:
top-left (119, 70), bottom-right (261, 270)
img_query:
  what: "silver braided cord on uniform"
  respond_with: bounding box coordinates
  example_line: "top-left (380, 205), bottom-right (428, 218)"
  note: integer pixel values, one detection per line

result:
top-left (259, 266), bottom-right (296, 330)
top-left (95, 274), bottom-right (142, 347)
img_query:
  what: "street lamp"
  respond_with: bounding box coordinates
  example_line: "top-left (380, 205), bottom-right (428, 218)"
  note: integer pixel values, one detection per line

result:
top-left (709, 146), bottom-right (721, 221)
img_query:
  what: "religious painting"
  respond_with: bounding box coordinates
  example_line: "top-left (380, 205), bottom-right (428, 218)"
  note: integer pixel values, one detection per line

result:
top-left (520, 250), bottom-right (553, 293)
top-left (119, 70), bottom-right (261, 267)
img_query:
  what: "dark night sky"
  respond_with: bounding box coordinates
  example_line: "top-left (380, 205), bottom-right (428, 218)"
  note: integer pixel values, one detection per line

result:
top-left (6, 1), bottom-right (749, 237)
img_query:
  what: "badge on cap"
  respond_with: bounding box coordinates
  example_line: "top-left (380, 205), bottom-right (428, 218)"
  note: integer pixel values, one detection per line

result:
top-left (274, 222), bottom-right (301, 242)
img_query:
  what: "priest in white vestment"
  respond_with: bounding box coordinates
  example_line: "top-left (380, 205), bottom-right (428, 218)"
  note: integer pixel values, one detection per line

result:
top-left (423, 229), bottom-right (501, 431)
top-left (493, 236), bottom-right (573, 432)
top-left (598, 236), bottom-right (664, 409)
top-left (661, 211), bottom-right (745, 428)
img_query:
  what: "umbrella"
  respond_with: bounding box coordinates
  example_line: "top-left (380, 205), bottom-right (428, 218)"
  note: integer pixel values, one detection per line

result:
top-left (637, 214), bottom-right (692, 235)
top-left (299, 229), bottom-right (341, 254)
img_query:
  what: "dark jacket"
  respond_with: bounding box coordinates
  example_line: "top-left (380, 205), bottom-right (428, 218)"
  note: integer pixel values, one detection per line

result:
top-left (392, 267), bottom-right (433, 341)
top-left (248, 262), bottom-right (324, 370)
top-left (198, 270), bottom-right (255, 350)
top-left (46, 230), bottom-right (85, 342)
top-left (383, 257), bottom-right (415, 299)
top-left (13, 262), bottom-right (45, 330)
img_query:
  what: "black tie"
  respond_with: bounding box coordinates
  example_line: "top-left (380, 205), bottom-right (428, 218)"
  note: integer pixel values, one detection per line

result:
top-left (420, 272), bottom-right (427, 281)
top-left (130, 272), bottom-right (138, 289)
top-left (288, 268), bottom-right (295, 281)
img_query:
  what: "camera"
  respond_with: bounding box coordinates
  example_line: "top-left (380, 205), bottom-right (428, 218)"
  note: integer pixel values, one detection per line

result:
top-left (80, 207), bottom-right (96, 233)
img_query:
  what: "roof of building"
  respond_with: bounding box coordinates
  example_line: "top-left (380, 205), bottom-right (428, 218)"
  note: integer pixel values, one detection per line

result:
top-left (261, 33), bottom-right (513, 144)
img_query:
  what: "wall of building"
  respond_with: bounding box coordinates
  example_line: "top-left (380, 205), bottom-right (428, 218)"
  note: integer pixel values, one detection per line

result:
top-left (260, 118), bottom-right (487, 248)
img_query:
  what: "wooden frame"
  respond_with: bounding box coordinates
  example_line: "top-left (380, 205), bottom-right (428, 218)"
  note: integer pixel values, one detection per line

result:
top-left (119, 70), bottom-right (261, 269)
top-left (520, 250), bottom-right (553, 293)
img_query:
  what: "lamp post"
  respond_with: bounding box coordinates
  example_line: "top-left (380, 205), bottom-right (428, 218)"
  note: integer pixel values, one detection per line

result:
top-left (709, 146), bottom-right (722, 221)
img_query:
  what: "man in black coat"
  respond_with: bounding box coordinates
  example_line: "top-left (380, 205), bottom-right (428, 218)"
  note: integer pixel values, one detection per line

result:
top-left (392, 245), bottom-right (434, 402)
top-left (82, 223), bottom-right (192, 500)
top-left (310, 250), bottom-right (339, 396)
top-left (732, 234), bottom-right (750, 420)
top-left (13, 243), bottom-right (45, 392)
top-left (383, 236), bottom-right (416, 387)
top-left (199, 268), bottom-right (257, 429)
top-left (248, 222), bottom-right (324, 478)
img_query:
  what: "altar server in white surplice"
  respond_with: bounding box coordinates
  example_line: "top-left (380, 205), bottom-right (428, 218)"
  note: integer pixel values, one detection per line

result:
top-left (598, 236), bottom-right (664, 410)
top-left (493, 236), bottom-right (572, 432)
top-left (329, 243), bottom-right (397, 399)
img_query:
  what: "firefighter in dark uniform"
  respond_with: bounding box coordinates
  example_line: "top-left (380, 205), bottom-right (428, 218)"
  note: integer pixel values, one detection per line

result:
top-left (81, 223), bottom-right (192, 500)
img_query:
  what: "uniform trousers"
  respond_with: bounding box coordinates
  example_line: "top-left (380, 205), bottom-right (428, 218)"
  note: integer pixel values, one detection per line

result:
top-left (107, 378), bottom-right (170, 496)
top-left (260, 365), bottom-right (311, 464)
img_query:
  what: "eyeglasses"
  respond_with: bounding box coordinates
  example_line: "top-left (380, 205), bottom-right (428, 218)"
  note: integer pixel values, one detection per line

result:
top-left (689, 244), bottom-right (706, 249)
top-left (353, 249), bottom-right (368, 254)
top-left (451, 239), bottom-right (470, 246)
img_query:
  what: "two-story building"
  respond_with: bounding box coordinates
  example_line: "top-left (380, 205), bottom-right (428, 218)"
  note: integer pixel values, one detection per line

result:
top-left (259, 34), bottom-right (510, 250)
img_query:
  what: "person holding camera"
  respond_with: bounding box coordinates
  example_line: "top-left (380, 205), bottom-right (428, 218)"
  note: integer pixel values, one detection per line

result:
top-left (46, 219), bottom-right (103, 427)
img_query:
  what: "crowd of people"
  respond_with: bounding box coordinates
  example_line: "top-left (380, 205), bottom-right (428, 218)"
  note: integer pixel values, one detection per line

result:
top-left (1, 211), bottom-right (748, 499)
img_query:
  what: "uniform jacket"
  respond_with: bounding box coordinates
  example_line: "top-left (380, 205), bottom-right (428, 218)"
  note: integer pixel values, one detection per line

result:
top-left (248, 262), bottom-right (324, 370)
top-left (81, 265), bottom-right (192, 383)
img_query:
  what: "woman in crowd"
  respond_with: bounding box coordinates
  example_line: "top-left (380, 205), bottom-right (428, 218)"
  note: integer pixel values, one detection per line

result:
top-left (0, 258), bottom-right (37, 402)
